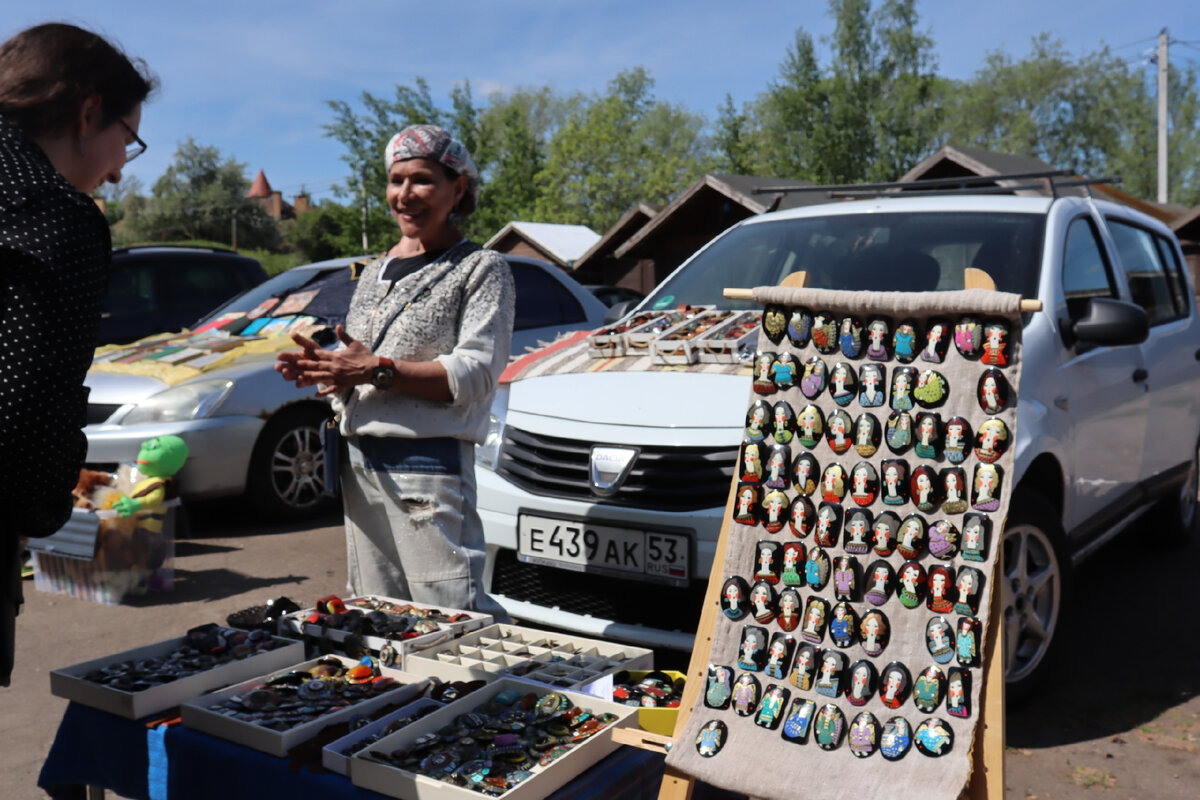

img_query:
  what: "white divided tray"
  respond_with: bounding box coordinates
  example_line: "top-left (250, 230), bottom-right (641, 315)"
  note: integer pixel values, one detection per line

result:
top-left (321, 696), bottom-right (444, 775)
top-left (349, 677), bottom-right (638, 800)
top-left (585, 310), bottom-right (671, 358)
top-left (180, 654), bottom-right (429, 757)
top-left (622, 308), bottom-right (707, 352)
top-left (277, 595), bottom-right (492, 667)
top-left (404, 624), bottom-right (652, 692)
top-left (50, 633), bottom-right (303, 720)
top-left (650, 309), bottom-right (740, 365)
top-left (696, 310), bottom-right (761, 363)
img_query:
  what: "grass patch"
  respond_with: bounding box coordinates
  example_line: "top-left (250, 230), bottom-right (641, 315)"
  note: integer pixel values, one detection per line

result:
top-left (1069, 766), bottom-right (1116, 789)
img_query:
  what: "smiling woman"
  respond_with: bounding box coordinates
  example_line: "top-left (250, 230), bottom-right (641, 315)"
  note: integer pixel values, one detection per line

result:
top-left (0, 22), bottom-right (156, 687)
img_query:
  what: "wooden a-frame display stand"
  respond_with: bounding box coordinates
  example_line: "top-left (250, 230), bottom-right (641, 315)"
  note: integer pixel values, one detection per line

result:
top-left (611, 269), bottom-right (1041, 799)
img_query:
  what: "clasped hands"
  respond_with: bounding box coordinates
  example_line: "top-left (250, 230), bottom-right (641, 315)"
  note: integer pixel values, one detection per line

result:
top-left (275, 325), bottom-right (377, 397)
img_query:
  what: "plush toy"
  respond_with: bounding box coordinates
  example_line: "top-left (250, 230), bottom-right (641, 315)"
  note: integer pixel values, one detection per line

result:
top-left (112, 435), bottom-right (189, 532)
top-left (72, 469), bottom-right (113, 508)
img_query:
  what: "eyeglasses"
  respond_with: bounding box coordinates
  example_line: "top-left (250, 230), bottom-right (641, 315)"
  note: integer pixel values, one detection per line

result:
top-left (119, 118), bottom-right (147, 163)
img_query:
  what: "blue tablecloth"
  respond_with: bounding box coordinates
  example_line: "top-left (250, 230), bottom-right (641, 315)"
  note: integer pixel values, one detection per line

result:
top-left (39, 702), bottom-right (671, 800)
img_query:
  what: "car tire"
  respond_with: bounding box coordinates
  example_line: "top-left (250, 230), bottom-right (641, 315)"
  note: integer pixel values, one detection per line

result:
top-left (246, 404), bottom-right (338, 522)
top-left (1002, 487), bottom-right (1072, 704)
top-left (1151, 439), bottom-right (1199, 548)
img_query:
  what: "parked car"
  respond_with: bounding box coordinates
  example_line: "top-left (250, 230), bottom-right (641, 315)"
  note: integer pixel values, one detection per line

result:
top-left (101, 245), bottom-right (268, 345)
top-left (83, 253), bottom-right (606, 521)
top-left (585, 284), bottom-right (645, 308)
top-left (475, 189), bottom-right (1200, 698)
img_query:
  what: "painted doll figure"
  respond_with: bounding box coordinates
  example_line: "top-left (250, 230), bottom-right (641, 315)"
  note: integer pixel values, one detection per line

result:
top-left (954, 567), bottom-right (982, 615)
top-left (781, 543), bottom-right (803, 586)
top-left (981, 321), bottom-right (1009, 366)
top-left (975, 418), bottom-right (1009, 464)
top-left (859, 363), bottom-right (885, 406)
top-left (839, 316), bottom-right (863, 358)
top-left (782, 698), bottom-right (816, 742)
top-left (849, 712), bottom-right (879, 757)
top-left (825, 411), bottom-right (851, 454)
top-left (865, 561), bottom-right (893, 606)
top-left (790, 645), bottom-right (816, 691)
top-left (705, 665), bottom-right (733, 708)
top-left (777, 589), bottom-right (801, 631)
top-left (828, 602), bottom-right (857, 648)
top-left (926, 616), bottom-right (955, 663)
top-left (854, 413), bottom-right (879, 457)
top-left (745, 400), bottom-right (771, 444)
top-left (847, 661), bottom-right (876, 706)
top-left (962, 514), bottom-right (988, 561)
top-left (771, 403), bottom-right (794, 445)
top-left (914, 413), bottom-right (940, 460)
top-left (893, 321), bottom-right (918, 363)
top-left (859, 610), bottom-right (888, 656)
top-left (844, 511), bottom-right (870, 554)
top-left (899, 561), bottom-right (925, 608)
top-left (790, 496), bottom-right (814, 537)
top-left (696, 719), bottom-right (726, 756)
top-left (915, 719), bottom-right (954, 756)
top-left (755, 542), bottom-right (778, 582)
top-left (898, 514), bottom-right (925, 559)
top-left (816, 651), bottom-right (843, 696)
top-left (787, 307), bottom-right (812, 346)
top-left (978, 368), bottom-right (1007, 414)
top-left (732, 673), bottom-right (760, 715)
top-left (944, 417), bottom-right (970, 464)
top-left (734, 484), bottom-right (758, 524)
top-left (955, 315), bottom-right (982, 357)
top-left (957, 617), bottom-right (980, 666)
top-left (741, 443), bottom-right (763, 483)
top-left (815, 704), bottom-right (846, 751)
top-left (771, 351), bottom-right (797, 390)
top-left (866, 317), bottom-right (890, 361)
top-left (763, 490), bottom-right (788, 533)
top-left (873, 513), bottom-right (899, 555)
top-left (833, 557), bottom-right (857, 601)
top-left (913, 369), bottom-right (947, 408)
top-left (850, 462), bottom-right (877, 507)
top-left (880, 664), bottom-right (909, 709)
top-left (750, 581), bottom-right (776, 623)
top-left (946, 668), bottom-right (970, 718)
top-left (739, 627), bottom-right (767, 671)
top-left (721, 576), bottom-right (749, 620)
top-left (765, 447), bottom-right (789, 489)
top-left (885, 412), bottom-right (912, 453)
top-left (815, 504), bottom-right (840, 547)
top-left (802, 597), bottom-right (828, 642)
top-left (880, 716), bottom-right (912, 760)
top-left (927, 566), bottom-right (954, 613)
top-left (812, 312), bottom-right (837, 353)
top-left (793, 453), bottom-right (818, 496)
top-left (797, 404), bottom-right (824, 447)
top-left (830, 362), bottom-right (856, 406)
top-left (928, 519), bottom-right (960, 559)
top-left (914, 665), bottom-right (945, 713)
top-left (800, 357), bottom-right (827, 398)
top-left (882, 462), bottom-right (906, 505)
top-left (973, 463), bottom-right (1002, 511)
top-left (764, 639), bottom-right (790, 680)
top-left (762, 306), bottom-right (788, 343)
top-left (753, 352), bottom-right (777, 394)
top-left (922, 320), bottom-right (949, 363)
top-left (941, 469), bottom-right (968, 515)
top-left (821, 464), bottom-right (846, 503)
top-left (756, 684), bottom-right (788, 728)
top-left (890, 369), bottom-right (914, 411)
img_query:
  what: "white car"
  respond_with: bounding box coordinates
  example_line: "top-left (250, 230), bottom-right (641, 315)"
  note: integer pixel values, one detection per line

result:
top-left (83, 254), bottom-right (606, 521)
top-left (476, 191), bottom-right (1200, 697)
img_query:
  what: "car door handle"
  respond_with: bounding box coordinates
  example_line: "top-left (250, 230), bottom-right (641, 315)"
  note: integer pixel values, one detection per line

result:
top-left (1132, 368), bottom-right (1148, 383)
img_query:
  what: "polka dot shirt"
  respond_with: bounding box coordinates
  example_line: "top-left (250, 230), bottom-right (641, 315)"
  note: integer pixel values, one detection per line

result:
top-left (0, 115), bottom-right (111, 539)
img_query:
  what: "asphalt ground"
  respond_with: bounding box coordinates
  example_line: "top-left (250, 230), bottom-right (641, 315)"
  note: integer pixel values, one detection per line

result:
top-left (2, 499), bottom-right (1197, 800)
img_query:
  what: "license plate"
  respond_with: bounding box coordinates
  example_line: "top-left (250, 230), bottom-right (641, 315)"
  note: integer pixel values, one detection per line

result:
top-left (517, 514), bottom-right (689, 583)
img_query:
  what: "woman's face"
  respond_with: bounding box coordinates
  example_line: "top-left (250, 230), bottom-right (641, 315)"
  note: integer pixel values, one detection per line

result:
top-left (386, 157), bottom-right (466, 245)
top-left (68, 102), bottom-right (142, 194)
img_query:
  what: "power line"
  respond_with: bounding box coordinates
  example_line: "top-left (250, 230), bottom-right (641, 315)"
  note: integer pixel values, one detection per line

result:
top-left (1110, 34), bottom-right (1162, 51)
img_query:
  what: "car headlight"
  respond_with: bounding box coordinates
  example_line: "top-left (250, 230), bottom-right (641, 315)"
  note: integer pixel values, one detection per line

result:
top-left (119, 379), bottom-right (235, 425)
top-left (475, 385), bottom-right (509, 471)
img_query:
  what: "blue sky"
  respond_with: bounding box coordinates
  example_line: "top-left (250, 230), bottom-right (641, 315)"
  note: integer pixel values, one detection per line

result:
top-left (8, 0), bottom-right (1197, 204)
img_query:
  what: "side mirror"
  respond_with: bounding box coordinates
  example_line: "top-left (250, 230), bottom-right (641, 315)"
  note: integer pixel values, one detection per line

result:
top-left (603, 300), bottom-right (637, 325)
top-left (1060, 298), bottom-right (1149, 349)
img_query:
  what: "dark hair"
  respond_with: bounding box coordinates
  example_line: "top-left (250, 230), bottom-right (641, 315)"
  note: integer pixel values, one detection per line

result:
top-left (438, 163), bottom-right (478, 219)
top-left (0, 23), bottom-right (157, 139)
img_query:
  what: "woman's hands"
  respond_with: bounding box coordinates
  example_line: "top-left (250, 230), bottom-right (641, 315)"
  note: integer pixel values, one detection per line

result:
top-left (275, 325), bottom-right (377, 397)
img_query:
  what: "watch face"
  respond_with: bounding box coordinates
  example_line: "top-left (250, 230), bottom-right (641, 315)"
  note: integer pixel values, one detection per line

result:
top-left (372, 365), bottom-right (396, 389)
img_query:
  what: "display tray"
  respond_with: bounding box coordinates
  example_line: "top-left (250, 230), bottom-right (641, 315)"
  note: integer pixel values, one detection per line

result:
top-left (696, 310), bottom-right (760, 363)
top-left (321, 696), bottom-right (444, 775)
top-left (50, 633), bottom-right (303, 720)
top-left (277, 595), bottom-right (492, 668)
top-left (403, 624), bottom-right (652, 693)
top-left (180, 655), bottom-right (429, 757)
top-left (349, 677), bottom-right (638, 800)
top-left (585, 310), bottom-right (671, 358)
top-left (623, 308), bottom-right (708, 351)
top-left (650, 310), bottom-right (739, 365)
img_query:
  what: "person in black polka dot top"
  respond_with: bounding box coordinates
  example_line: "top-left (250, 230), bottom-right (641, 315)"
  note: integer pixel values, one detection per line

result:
top-left (0, 23), bottom-right (155, 686)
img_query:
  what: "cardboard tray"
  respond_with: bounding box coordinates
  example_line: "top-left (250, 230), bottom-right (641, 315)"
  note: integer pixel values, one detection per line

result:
top-left (404, 624), bottom-right (652, 693)
top-left (622, 307), bottom-right (711, 351)
top-left (321, 696), bottom-right (445, 775)
top-left (348, 677), bottom-right (638, 800)
top-left (277, 595), bottom-right (492, 668)
top-left (585, 311), bottom-right (672, 358)
top-left (50, 634), bottom-right (304, 720)
top-left (180, 655), bottom-right (430, 757)
top-left (696, 310), bottom-right (761, 363)
top-left (650, 309), bottom-right (740, 365)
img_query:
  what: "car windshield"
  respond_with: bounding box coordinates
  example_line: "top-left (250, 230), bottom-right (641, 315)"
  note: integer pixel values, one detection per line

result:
top-left (196, 266), bottom-right (352, 327)
top-left (643, 211), bottom-right (1046, 310)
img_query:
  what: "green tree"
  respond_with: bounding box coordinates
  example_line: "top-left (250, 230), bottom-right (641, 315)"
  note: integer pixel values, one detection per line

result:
top-left (131, 139), bottom-right (280, 249)
top-left (289, 201), bottom-right (368, 263)
top-left (535, 68), bottom-right (710, 231)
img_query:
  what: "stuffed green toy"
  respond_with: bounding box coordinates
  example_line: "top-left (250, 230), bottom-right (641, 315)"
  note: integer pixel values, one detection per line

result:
top-left (112, 435), bottom-right (189, 528)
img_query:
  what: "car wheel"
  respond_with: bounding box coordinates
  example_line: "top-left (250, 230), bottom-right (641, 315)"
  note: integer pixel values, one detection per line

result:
top-left (246, 405), bottom-right (337, 521)
top-left (1002, 487), bottom-right (1072, 703)
top-left (1152, 439), bottom-right (1199, 547)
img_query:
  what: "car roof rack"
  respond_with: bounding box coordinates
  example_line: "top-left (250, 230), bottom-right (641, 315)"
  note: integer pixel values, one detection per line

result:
top-left (751, 170), bottom-right (1122, 201)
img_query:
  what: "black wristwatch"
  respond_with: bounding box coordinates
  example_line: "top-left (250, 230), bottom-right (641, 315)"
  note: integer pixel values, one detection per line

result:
top-left (370, 356), bottom-right (396, 389)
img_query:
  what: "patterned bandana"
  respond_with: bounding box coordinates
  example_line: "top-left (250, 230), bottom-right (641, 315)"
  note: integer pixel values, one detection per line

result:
top-left (385, 124), bottom-right (480, 203)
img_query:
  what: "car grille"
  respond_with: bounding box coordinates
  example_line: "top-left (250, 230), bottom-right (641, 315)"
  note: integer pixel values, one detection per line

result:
top-left (496, 426), bottom-right (737, 511)
top-left (87, 403), bottom-right (123, 424)
top-left (491, 550), bottom-right (708, 634)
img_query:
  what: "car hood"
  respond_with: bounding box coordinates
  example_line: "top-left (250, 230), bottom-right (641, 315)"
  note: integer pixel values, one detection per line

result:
top-left (506, 370), bottom-right (748, 429)
top-left (85, 350), bottom-right (280, 404)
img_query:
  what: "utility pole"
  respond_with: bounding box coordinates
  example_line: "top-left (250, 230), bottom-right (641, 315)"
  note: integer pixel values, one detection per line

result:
top-left (1158, 28), bottom-right (1169, 204)
top-left (231, 209), bottom-right (238, 251)
top-left (361, 166), bottom-right (369, 253)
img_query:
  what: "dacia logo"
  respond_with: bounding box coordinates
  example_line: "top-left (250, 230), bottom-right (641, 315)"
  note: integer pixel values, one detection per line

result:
top-left (588, 446), bottom-right (639, 496)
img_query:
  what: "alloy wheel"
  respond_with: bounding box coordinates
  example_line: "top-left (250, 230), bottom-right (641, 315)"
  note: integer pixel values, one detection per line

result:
top-left (1001, 520), bottom-right (1061, 684)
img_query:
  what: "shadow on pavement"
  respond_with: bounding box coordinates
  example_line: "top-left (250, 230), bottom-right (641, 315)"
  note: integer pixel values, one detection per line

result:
top-left (174, 541), bottom-right (240, 557)
top-left (122, 567), bottom-right (310, 606)
top-left (179, 498), bottom-right (343, 540)
top-left (1007, 522), bottom-right (1199, 748)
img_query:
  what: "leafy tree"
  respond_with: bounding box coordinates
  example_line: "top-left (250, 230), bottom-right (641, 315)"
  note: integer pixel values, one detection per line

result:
top-left (131, 139), bottom-right (280, 249)
top-left (713, 94), bottom-right (761, 175)
top-left (289, 201), bottom-right (369, 263)
top-left (534, 68), bottom-right (710, 231)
